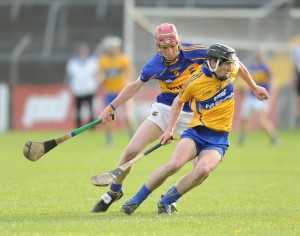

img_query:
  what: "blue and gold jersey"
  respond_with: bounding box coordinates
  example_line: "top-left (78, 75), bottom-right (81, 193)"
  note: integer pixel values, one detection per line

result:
top-left (249, 63), bottom-right (271, 96)
top-left (179, 60), bottom-right (240, 132)
top-left (140, 43), bottom-right (207, 112)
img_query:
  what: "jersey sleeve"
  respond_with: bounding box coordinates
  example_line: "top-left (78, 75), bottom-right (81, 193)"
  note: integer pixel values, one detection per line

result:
top-left (140, 64), bottom-right (159, 82)
top-left (140, 54), bottom-right (161, 82)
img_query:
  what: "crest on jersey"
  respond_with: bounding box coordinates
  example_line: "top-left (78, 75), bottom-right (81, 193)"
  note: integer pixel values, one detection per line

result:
top-left (152, 111), bottom-right (158, 117)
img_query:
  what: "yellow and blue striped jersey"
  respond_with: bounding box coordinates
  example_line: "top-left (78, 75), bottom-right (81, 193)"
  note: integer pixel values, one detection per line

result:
top-left (140, 43), bottom-right (207, 112)
top-left (99, 53), bottom-right (131, 93)
top-left (179, 60), bottom-right (240, 132)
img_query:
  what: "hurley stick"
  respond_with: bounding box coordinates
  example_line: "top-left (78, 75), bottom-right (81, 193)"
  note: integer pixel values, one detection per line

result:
top-left (91, 142), bottom-right (162, 186)
top-left (23, 114), bottom-right (114, 162)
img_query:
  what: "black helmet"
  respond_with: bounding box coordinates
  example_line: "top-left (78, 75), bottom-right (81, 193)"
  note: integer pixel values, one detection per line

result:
top-left (206, 43), bottom-right (236, 63)
top-left (206, 43), bottom-right (237, 81)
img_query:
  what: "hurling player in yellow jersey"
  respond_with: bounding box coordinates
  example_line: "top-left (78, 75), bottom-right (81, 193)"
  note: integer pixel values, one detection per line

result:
top-left (98, 36), bottom-right (134, 146)
top-left (120, 44), bottom-right (269, 215)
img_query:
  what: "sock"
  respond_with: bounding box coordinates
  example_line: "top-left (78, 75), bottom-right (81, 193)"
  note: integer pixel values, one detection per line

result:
top-left (162, 186), bottom-right (181, 205)
top-left (108, 183), bottom-right (122, 198)
top-left (131, 184), bottom-right (152, 204)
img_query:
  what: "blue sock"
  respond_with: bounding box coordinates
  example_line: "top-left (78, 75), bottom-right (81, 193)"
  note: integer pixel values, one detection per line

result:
top-left (131, 184), bottom-right (152, 204)
top-left (108, 183), bottom-right (122, 197)
top-left (162, 186), bottom-right (181, 205)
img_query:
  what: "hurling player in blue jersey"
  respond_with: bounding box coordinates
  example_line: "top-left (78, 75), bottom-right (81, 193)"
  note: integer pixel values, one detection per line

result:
top-left (239, 49), bottom-right (279, 145)
top-left (91, 23), bottom-right (207, 213)
top-left (92, 23), bottom-right (258, 214)
top-left (120, 44), bottom-right (269, 215)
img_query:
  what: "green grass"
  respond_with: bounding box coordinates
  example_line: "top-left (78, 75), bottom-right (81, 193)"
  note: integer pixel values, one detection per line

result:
top-left (0, 130), bottom-right (299, 236)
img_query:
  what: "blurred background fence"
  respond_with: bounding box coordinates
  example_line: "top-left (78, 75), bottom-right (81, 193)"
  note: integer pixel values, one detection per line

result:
top-left (0, 0), bottom-right (299, 131)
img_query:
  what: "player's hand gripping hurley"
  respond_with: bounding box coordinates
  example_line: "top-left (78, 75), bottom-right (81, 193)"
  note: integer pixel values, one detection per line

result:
top-left (91, 142), bottom-right (162, 186)
top-left (23, 114), bottom-right (115, 162)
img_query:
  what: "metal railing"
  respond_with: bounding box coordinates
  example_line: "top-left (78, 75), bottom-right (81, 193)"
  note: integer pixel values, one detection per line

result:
top-left (10, 34), bottom-right (32, 85)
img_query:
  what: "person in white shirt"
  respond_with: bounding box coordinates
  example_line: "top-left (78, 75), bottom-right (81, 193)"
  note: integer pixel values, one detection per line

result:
top-left (66, 42), bottom-right (98, 128)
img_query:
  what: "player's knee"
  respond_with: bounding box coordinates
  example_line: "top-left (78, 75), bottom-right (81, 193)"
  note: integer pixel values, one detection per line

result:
top-left (165, 161), bottom-right (183, 174)
top-left (193, 165), bottom-right (211, 181)
top-left (123, 147), bottom-right (139, 160)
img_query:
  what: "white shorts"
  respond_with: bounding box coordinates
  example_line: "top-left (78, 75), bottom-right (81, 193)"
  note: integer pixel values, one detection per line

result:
top-left (147, 102), bottom-right (193, 136)
top-left (241, 96), bottom-right (269, 119)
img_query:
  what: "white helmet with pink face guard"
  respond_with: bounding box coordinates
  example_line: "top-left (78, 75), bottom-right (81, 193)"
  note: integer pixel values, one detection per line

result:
top-left (155, 23), bottom-right (180, 45)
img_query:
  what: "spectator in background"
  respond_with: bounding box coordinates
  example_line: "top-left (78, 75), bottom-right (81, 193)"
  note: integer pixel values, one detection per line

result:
top-left (238, 49), bottom-right (279, 145)
top-left (292, 43), bottom-right (300, 128)
top-left (66, 42), bottom-right (99, 128)
top-left (97, 36), bottom-right (135, 146)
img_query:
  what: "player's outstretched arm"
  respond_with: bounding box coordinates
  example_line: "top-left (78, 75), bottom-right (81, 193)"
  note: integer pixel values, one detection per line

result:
top-left (98, 78), bottom-right (146, 125)
top-left (238, 61), bottom-right (269, 101)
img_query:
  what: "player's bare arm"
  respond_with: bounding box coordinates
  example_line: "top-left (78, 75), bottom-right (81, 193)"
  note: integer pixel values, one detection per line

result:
top-left (238, 61), bottom-right (269, 101)
top-left (160, 95), bottom-right (184, 145)
top-left (238, 61), bottom-right (257, 90)
top-left (109, 77), bottom-right (145, 108)
top-left (98, 78), bottom-right (146, 123)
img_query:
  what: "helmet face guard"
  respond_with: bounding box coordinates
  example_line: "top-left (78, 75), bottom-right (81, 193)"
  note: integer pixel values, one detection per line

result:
top-left (206, 43), bottom-right (236, 80)
top-left (155, 23), bottom-right (179, 46)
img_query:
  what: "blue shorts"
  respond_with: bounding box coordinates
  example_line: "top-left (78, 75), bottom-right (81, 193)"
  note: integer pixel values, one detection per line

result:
top-left (104, 93), bottom-right (118, 106)
top-left (181, 126), bottom-right (229, 157)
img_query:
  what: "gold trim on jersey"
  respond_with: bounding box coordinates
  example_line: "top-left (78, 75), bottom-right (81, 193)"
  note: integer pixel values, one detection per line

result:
top-left (179, 72), bottom-right (203, 97)
top-left (159, 64), bottom-right (202, 94)
top-left (180, 45), bottom-right (208, 51)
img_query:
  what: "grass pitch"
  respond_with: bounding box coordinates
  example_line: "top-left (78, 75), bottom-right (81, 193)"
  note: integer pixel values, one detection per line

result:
top-left (0, 130), bottom-right (299, 236)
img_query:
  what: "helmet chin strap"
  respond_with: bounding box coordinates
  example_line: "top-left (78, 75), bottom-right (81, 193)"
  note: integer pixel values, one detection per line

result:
top-left (207, 59), bottom-right (228, 81)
